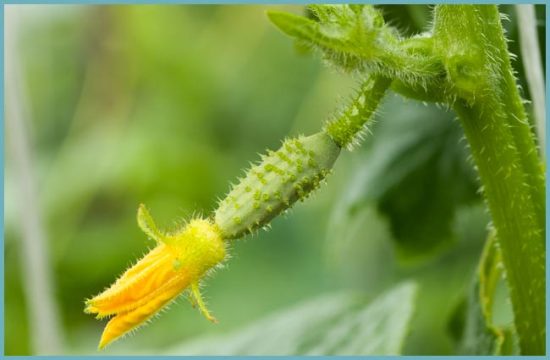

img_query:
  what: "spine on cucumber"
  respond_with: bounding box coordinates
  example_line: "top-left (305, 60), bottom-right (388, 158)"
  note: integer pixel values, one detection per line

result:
top-left (214, 132), bottom-right (340, 239)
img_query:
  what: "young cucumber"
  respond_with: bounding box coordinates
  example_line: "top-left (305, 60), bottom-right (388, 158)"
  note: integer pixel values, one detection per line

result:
top-left (214, 132), bottom-right (340, 239)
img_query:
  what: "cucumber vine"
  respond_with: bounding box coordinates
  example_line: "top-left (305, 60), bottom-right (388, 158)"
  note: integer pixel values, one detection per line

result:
top-left (267, 4), bottom-right (544, 354)
top-left (86, 5), bottom-right (544, 355)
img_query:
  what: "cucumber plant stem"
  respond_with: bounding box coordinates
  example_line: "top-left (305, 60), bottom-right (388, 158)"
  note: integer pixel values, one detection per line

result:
top-left (435, 5), bottom-right (546, 354)
top-left (455, 100), bottom-right (545, 355)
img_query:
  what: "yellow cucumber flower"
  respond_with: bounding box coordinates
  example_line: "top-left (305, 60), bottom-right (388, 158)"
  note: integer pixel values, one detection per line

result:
top-left (85, 131), bottom-right (340, 350)
top-left (85, 204), bottom-right (226, 349)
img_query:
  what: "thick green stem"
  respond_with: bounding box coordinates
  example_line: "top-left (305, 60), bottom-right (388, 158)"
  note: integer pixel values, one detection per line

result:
top-left (473, 5), bottom-right (545, 233)
top-left (434, 5), bottom-right (545, 354)
top-left (455, 101), bottom-right (545, 354)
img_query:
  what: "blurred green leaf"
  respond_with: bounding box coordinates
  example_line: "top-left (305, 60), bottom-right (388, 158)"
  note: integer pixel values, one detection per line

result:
top-left (327, 197), bottom-right (491, 354)
top-left (325, 205), bottom-right (396, 293)
top-left (267, 6), bottom-right (381, 72)
top-left (335, 95), bottom-right (479, 262)
top-left (267, 10), bottom-right (317, 41)
top-left (165, 281), bottom-right (417, 355)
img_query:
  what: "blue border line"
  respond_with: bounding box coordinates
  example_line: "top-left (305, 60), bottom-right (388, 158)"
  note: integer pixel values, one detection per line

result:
top-left (1, 4), bottom-right (5, 357)
top-left (5, 357), bottom-right (549, 360)
top-left (1, 0), bottom-right (548, 5)
top-left (545, 2), bottom-right (549, 358)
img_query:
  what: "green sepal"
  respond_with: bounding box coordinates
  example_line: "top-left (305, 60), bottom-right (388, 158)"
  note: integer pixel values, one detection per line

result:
top-left (268, 5), bottom-right (443, 85)
top-left (137, 204), bottom-right (164, 243)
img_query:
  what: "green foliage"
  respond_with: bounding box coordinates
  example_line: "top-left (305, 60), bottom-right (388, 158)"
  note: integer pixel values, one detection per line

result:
top-left (326, 199), bottom-right (491, 354)
top-left (268, 5), bottom-right (442, 86)
top-left (165, 282), bottom-right (417, 355)
top-left (331, 95), bottom-right (479, 261)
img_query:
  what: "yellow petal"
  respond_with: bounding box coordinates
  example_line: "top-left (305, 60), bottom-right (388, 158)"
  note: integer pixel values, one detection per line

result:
top-left (86, 244), bottom-right (177, 317)
top-left (98, 272), bottom-right (191, 349)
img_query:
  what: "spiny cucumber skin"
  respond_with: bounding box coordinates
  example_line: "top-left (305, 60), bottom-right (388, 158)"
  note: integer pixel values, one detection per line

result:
top-left (214, 132), bottom-right (340, 239)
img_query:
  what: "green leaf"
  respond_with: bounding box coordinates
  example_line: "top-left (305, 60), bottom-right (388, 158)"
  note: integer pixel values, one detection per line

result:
top-left (335, 96), bottom-right (479, 262)
top-left (458, 233), bottom-right (519, 355)
top-left (267, 11), bottom-right (319, 41)
top-left (165, 282), bottom-right (418, 355)
top-left (267, 9), bottom-right (364, 72)
top-left (267, 5), bottom-right (442, 82)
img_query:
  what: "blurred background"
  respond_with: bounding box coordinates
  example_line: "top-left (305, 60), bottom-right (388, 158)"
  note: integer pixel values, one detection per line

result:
top-left (4, 4), bottom-right (545, 355)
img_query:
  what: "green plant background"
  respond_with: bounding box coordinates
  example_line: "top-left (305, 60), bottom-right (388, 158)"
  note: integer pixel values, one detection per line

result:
top-left (4, 4), bottom-right (545, 355)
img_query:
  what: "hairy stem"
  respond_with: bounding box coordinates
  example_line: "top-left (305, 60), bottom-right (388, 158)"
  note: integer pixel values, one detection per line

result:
top-left (324, 76), bottom-right (391, 149)
top-left (434, 5), bottom-right (545, 354)
top-left (455, 100), bottom-right (545, 354)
